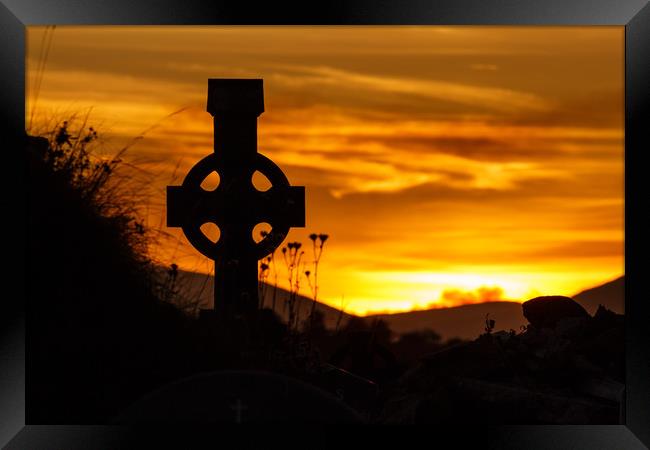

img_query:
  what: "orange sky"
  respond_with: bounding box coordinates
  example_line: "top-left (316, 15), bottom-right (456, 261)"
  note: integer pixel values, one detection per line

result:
top-left (26, 26), bottom-right (624, 315)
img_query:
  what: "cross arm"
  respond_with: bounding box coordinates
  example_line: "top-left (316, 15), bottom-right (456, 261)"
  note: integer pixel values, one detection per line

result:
top-left (167, 186), bottom-right (227, 228)
top-left (251, 185), bottom-right (305, 228)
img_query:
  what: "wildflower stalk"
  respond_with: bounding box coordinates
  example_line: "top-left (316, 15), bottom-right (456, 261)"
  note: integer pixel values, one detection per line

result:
top-left (335, 294), bottom-right (347, 334)
top-left (271, 250), bottom-right (278, 313)
top-left (282, 242), bottom-right (304, 332)
top-left (292, 250), bottom-right (304, 331)
top-left (307, 233), bottom-right (328, 329)
top-left (257, 230), bottom-right (274, 310)
top-left (258, 256), bottom-right (270, 309)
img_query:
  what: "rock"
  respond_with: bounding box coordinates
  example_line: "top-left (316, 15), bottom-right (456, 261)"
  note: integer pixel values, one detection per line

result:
top-left (451, 377), bottom-right (619, 424)
top-left (492, 330), bottom-right (514, 343)
top-left (313, 363), bottom-right (378, 415)
top-left (591, 305), bottom-right (624, 332)
top-left (576, 377), bottom-right (625, 403)
top-left (381, 296), bottom-right (625, 425)
top-left (27, 135), bottom-right (50, 157)
top-left (555, 316), bottom-right (588, 336)
top-left (401, 337), bottom-right (511, 393)
top-left (390, 376), bottom-right (620, 424)
top-left (522, 296), bottom-right (590, 329)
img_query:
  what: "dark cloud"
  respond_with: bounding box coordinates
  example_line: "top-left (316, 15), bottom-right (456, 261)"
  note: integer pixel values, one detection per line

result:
top-left (526, 240), bottom-right (623, 259)
top-left (508, 88), bottom-right (623, 129)
top-left (338, 134), bottom-right (619, 163)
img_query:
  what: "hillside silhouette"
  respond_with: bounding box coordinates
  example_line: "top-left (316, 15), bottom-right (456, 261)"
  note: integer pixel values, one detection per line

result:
top-left (27, 134), bottom-right (205, 422)
top-left (26, 131), bottom-right (409, 422)
top-left (27, 131), bottom-right (359, 423)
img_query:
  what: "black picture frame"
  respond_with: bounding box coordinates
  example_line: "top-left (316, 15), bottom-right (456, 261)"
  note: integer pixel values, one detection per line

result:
top-left (2, 1), bottom-right (649, 448)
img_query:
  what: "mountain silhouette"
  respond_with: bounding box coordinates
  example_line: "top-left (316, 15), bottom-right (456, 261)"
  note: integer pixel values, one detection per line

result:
top-left (572, 276), bottom-right (624, 315)
top-left (169, 269), bottom-right (625, 341)
top-left (371, 276), bottom-right (624, 340)
top-left (367, 301), bottom-right (525, 341)
top-left (171, 267), bottom-right (523, 341)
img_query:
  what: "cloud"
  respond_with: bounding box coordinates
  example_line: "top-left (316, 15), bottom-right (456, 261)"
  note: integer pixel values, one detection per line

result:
top-left (270, 65), bottom-right (553, 113)
top-left (525, 240), bottom-right (623, 259)
top-left (470, 63), bottom-right (498, 71)
top-left (438, 286), bottom-right (506, 307)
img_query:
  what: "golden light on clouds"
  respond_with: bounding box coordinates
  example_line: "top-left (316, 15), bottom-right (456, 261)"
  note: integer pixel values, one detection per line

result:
top-left (26, 26), bottom-right (624, 315)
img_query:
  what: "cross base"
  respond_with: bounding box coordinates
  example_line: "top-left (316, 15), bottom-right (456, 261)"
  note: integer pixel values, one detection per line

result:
top-left (213, 257), bottom-right (258, 316)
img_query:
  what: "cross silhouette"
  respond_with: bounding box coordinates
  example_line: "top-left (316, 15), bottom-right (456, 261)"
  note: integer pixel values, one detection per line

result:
top-left (167, 79), bottom-right (305, 316)
top-left (230, 398), bottom-right (248, 424)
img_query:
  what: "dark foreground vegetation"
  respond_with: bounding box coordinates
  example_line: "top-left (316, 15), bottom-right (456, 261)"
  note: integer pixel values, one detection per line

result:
top-left (26, 126), bottom-right (624, 424)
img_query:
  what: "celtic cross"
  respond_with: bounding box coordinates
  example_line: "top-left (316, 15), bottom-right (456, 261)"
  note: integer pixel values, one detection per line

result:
top-left (167, 79), bottom-right (305, 316)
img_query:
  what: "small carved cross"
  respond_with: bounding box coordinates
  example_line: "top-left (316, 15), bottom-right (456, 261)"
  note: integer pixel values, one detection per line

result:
top-left (167, 79), bottom-right (305, 316)
top-left (230, 398), bottom-right (248, 424)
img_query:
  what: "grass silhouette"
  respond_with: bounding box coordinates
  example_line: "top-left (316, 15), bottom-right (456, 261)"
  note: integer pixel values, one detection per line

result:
top-left (26, 120), bottom-right (201, 422)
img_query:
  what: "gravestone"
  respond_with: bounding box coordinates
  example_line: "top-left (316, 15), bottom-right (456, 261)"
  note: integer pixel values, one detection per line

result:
top-left (112, 370), bottom-right (364, 423)
top-left (167, 79), bottom-right (305, 316)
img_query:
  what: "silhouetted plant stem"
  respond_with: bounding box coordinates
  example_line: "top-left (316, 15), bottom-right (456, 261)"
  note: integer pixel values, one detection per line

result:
top-left (307, 233), bottom-right (328, 330)
top-left (282, 242), bottom-right (304, 332)
top-left (271, 251), bottom-right (278, 313)
top-left (292, 250), bottom-right (304, 331)
top-left (257, 255), bottom-right (271, 309)
top-left (335, 294), bottom-right (347, 334)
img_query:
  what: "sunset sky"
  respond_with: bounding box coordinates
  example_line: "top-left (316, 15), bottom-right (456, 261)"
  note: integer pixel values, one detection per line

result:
top-left (26, 26), bottom-right (624, 315)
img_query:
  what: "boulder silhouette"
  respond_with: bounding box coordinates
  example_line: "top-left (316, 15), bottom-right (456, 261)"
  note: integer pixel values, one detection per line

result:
top-left (522, 296), bottom-right (590, 329)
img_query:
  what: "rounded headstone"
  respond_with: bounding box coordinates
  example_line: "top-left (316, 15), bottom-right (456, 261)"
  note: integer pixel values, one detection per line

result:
top-left (113, 370), bottom-right (363, 424)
